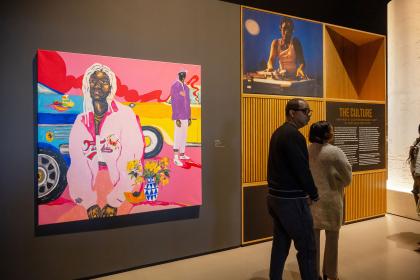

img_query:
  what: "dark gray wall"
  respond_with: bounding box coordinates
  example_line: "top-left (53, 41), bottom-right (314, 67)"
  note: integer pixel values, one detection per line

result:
top-left (0, 0), bottom-right (240, 279)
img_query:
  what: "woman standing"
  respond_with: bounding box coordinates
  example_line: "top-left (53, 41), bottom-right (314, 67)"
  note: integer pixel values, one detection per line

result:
top-left (308, 121), bottom-right (352, 280)
top-left (408, 124), bottom-right (420, 252)
top-left (408, 124), bottom-right (420, 210)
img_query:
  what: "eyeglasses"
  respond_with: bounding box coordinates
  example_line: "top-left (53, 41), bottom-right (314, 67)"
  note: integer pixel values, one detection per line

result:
top-left (293, 108), bottom-right (312, 117)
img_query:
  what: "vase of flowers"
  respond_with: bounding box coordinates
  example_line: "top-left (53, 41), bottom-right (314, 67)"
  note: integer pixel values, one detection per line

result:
top-left (142, 157), bottom-right (170, 201)
top-left (144, 176), bottom-right (158, 201)
top-left (126, 157), bottom-right (170, 202)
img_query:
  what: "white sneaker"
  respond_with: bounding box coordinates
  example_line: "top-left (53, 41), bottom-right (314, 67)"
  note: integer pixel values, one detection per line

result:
top-left (179, 154), bottom-right (190, 160)
top-left (173, 158), bottom-right (183, 166)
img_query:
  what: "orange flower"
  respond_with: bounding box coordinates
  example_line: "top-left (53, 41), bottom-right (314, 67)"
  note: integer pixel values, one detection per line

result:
top-left (160, 175), bottom-right (169, 186)
top-left (160, 157), bottom-right (169, 168)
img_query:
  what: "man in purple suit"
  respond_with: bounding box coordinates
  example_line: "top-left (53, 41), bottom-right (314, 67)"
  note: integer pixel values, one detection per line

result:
top-left (170, 70), bottom-right (191, 166)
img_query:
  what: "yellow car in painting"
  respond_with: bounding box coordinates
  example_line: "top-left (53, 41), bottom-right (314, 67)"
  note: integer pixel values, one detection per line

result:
top-left (124, 99), bottom-right (201, 159)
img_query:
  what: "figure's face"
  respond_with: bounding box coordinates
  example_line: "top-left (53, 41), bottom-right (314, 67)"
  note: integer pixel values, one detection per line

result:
top-left (89, 70), bottom-right (111, 101)
top-left (291, 100), bottom-right (311, 128)
top-left (327, 125), bottom-right (334, 143)
top-left (280, 22), bottom-right (293, 41)
top-left (178, 72), bottom-right (186, 82)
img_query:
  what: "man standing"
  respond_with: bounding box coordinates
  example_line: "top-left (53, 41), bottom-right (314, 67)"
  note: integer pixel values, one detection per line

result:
top-left (267, 98), bottom-right (319, 280)
top-left (170, 70), bottom-right (191, 166)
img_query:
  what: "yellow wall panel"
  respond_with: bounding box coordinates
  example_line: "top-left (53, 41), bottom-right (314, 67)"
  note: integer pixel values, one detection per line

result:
top-left (325, 26), bottom-right (386, 101)
top-left (344, 171), bottom-right (387, 222)
top-left (241, 96), bottom-right (325, 184)
top-left (241, 7), bottom-right (387, 245)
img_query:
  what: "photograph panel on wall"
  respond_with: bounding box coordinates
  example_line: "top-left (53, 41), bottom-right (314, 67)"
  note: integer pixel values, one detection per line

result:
top-left (242, 7), bottom-right (323, 97)
top-left (37, 49), bottom-right (202, 226)
top-left (326, 101), bottom-right (385, 172)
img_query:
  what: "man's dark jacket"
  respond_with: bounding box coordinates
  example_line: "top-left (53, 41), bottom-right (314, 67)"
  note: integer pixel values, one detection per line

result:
top-left (267, 122), bottom-right (319, 200)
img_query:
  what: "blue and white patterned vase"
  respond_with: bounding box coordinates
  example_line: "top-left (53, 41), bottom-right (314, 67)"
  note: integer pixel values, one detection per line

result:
top-left (144, 177), bottom-right (159, 201)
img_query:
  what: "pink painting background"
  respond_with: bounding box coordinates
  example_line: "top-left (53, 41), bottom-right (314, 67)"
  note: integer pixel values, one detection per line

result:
top-left (38, 49), bottom-right (201, 102)
top-left (38, 50), bottom-right (202, 225)
top-left (62, 51), bottom-right (200, 100)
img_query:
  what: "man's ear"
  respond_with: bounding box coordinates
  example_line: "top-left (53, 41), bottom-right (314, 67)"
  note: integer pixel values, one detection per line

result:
top-left (288, 109), bottom-right (294, 118)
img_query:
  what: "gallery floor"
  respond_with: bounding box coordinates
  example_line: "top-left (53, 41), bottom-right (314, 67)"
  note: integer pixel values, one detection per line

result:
top-left (96, 214), bottom-right (420, 280)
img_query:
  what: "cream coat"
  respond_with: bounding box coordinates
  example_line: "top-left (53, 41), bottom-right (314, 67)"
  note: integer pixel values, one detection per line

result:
top-left (309, 143), bottom-right (352, 231)
top-left (410, 139), bottom-right (420, 176)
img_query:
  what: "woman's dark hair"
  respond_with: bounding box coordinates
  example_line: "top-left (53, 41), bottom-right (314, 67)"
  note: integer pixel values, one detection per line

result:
top-left (309, 121), bottom-right (332, 144)
top-left (280, 17), bottom-right (294, 31)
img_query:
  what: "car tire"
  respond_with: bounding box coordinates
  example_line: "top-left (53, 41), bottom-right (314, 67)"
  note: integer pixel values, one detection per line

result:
top-left (37, 147), bottom-right (68, 204)
top-left (142, 126), bottom-right (164, 159)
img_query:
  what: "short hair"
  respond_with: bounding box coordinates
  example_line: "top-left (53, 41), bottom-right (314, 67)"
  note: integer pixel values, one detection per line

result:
top-left (280, 17), bottom-right (294, 31)
top-left (309, 121), bottom-right (332, 144)
top-left (285, 98), bottom-right (305, 117)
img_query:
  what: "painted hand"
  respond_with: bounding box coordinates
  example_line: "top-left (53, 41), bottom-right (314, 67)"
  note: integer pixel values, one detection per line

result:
top-left (296, 65), bottom-right (308, 80)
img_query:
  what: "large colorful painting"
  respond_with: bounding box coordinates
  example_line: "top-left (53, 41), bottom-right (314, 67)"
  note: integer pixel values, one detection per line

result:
top-left (37, 50), bottom-right (202, 225)
top-left (242, 7), bottom-right (323, 97)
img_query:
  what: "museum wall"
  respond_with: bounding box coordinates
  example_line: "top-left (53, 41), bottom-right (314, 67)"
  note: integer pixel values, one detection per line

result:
top-left (240, 6), bottom-right (388, 244)
top-left (387, 0), bottom-right (420, 192)
top-left (225, 0), bottom-right (389, 35)
top-left (0, 0), bottom-right (391, 279)
top-left (0, 1), bottom-right (241, 279)
top-left (387, 0), bottom-right (420, 220)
